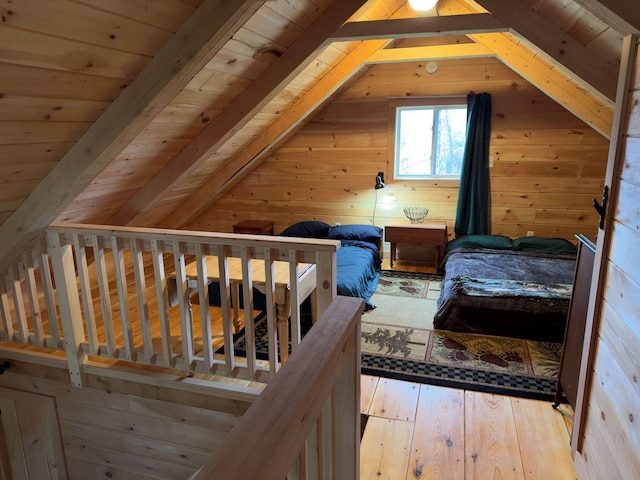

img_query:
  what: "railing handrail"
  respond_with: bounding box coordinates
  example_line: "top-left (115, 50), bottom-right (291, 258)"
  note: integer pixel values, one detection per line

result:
top-left (193, 296), bottom-right (363, 480)
top-left (48, 222), bottom-right (340, 262)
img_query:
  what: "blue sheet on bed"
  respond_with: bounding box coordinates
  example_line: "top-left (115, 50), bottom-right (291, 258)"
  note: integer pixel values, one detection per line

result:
top-left (336, 240), bottom-right (381, 311)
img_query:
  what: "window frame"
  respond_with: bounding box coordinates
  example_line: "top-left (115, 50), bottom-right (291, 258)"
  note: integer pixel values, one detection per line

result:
top-left (388, 97), bottom-right (466, 184)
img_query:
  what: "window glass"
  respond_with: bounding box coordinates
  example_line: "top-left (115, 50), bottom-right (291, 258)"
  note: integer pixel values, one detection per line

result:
top-left (394, 105), bottom-right (467, 179)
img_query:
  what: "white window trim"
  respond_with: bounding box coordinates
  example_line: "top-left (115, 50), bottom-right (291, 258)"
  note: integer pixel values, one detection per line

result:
top-left (388, 97), bottom-right (466, 184)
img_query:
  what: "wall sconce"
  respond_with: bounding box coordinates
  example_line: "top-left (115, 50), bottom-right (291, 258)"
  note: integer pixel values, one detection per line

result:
top-left (375, 171), bottom-right (385, 189)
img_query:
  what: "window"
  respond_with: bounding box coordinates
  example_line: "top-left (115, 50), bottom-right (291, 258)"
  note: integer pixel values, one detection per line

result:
top-left (394, 104), bottom-right (467, 179)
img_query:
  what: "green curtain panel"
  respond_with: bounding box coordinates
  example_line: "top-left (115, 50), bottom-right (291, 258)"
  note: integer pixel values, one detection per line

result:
top-left (455, 93), bottom-right (492, 236)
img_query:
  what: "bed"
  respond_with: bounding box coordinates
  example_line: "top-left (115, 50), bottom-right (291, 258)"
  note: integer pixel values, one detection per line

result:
top-left (434, 234), bottom-right (578, 342)
top-left (279, 221), bottom-right (382, 311)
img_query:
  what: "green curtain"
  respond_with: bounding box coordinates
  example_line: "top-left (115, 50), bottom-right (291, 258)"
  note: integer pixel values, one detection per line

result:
top-left (454, 93), bottom-right (492, 236)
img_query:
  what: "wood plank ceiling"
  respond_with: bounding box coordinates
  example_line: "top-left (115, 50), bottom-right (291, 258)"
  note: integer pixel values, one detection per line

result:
top-left (0, 0), bottom-right (636, 273)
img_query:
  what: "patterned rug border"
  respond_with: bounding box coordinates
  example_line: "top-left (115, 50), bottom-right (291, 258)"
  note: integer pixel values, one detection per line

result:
top-left (361, 353), bottom-right (558, 402)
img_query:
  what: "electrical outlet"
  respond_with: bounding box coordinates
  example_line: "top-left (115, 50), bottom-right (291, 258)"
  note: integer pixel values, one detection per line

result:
top-left (527, 231), bottom-right (535, 237)
top-left (489, 156), bottom-right (494, 168)
top-left (334, 222), bottom-right (341, 226)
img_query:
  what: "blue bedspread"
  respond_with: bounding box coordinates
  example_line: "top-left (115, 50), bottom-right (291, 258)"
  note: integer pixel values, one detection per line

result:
top-left (336, 240), bottom-right (381, 311)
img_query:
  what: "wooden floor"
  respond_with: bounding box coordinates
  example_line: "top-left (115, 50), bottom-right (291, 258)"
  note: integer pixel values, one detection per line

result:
top-left (362, 257), bottom-right (578, 480)
top-left (360, 375), bottom-right (577, 480)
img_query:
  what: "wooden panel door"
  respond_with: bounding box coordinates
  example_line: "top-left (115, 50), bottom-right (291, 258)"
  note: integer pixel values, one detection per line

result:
top-left (0, 387), bottom-right (67, 479)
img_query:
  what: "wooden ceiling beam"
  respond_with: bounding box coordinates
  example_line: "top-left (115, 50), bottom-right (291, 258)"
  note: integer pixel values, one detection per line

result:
top-left (0, 0), bottom-right (265, 274)
top-left (107, 0), bottom-right (371, 227)
top-left (471, 32), bottom-right (613, 139)
top-left (159, 38), bottom-right (392, 229)
top-left (473, 0), bottom-right (618, 102)
top-left (330, 13), bottom-right (507, 41)
top-left (365, 43), bottom-right (493, 63)
top-left (573, 0), bottom-right (640, 35)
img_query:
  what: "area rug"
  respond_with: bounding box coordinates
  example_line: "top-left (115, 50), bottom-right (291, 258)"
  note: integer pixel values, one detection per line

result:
top-left (360, 271), bottom-right (563, 401)
top-left (232, 270), bottom-right (564, 402)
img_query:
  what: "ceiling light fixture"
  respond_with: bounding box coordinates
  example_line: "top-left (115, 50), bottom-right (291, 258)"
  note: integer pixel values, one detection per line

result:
top-left (408, 0), bottom-right (438, 11)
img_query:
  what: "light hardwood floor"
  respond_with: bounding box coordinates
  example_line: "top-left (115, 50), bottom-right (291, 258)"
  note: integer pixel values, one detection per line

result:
top-left (360, 375), bottom-right (577, 480)
top-left (363, 257), bottom-right (578, 479)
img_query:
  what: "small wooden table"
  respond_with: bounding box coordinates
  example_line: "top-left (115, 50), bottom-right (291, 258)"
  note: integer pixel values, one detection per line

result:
top-left (232, 220), bottom-right (274, 235)
top-left (385, 221), bottom-right (448, 269)
top-left (169, 256), bottom-right (316, 362)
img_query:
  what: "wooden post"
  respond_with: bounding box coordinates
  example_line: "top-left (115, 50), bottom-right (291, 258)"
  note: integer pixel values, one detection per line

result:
top-left (47, 232), bottom-right (85, 387)
top-left (315, 250), bottom-right (337, 320)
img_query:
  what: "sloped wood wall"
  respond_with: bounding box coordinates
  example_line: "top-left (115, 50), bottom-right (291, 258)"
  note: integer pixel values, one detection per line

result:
top-left (187, 57), bottom-right (608, 243)
top-left (0, 363), bottom-right (252, 479)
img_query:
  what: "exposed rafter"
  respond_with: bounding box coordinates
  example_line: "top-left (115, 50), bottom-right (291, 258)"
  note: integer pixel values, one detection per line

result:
top-left (159, 38), bottom-right (392, 229)
top-left (330, 13), bottom-right (507, 41)
top-left (471, 32), bottom-right (613, 138)
top-left (107, 0), bottom-right (371, 227)
top-left (365, 43), bottom-right (493, 63)
top-left (0, 0), bottom-right (265, 274)
top-left (473, 0), bottom-right (618, 102)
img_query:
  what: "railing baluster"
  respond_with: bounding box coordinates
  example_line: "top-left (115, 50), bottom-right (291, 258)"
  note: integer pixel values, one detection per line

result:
top-left (173, 241), bottom-right (194, 368)
top-left (35, 250), bottom-right (60, 348)
top-left (74, 234), bottom-right (98, 354)
top-left (21, 254), bottom-right (45, 346)
top-left (217, 246), bottom-right (235, 374)
top-left (8, 266), bottom-right (29, 344)
top-left (195, 244), bottom-right (213, 370)
top-left (263, 248), bottom-right (278, 376)
top-left (289, 249), bottom-right (301, 352)
top-left (151, 239), bottom-right (173, 367)
top-left (241, 247), bottom-right (257, 378)
top-left (132, 239), bottom-right (153, 364)
top-left (332, 325), bottom-right (361, 480)
top-left (112, 236), bottom-right (134, 361)
top-left (0, 280), bottom-right (14, 342)
top-left (92, 235), bottom-right (116, 357)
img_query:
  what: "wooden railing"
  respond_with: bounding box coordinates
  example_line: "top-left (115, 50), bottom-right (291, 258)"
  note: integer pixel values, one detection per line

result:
top-left (192, 296), bottom-right (363, 480)
top-left (0, 223), bottom-right (341, 386)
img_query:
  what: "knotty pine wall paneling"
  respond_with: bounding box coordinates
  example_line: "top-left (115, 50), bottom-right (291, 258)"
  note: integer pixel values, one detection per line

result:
top-left (574, 43), bottom-right (640, 480)
top-left (0, 362), bottom-right (253, 479)
top-left (0, 0), bottom-right (205, 226)
top-left (187, 58), bottom-right (609, 247)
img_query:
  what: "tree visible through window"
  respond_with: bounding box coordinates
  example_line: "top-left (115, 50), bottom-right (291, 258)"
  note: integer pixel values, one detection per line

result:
top-left (394, 105), bottom-right (467, 179)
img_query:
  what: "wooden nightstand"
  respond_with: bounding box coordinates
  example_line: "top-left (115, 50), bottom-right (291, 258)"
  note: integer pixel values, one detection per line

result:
top-left (232, 220), bottom-right (274, 235)
top-left (385, 221), bottom-right (448, 269)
